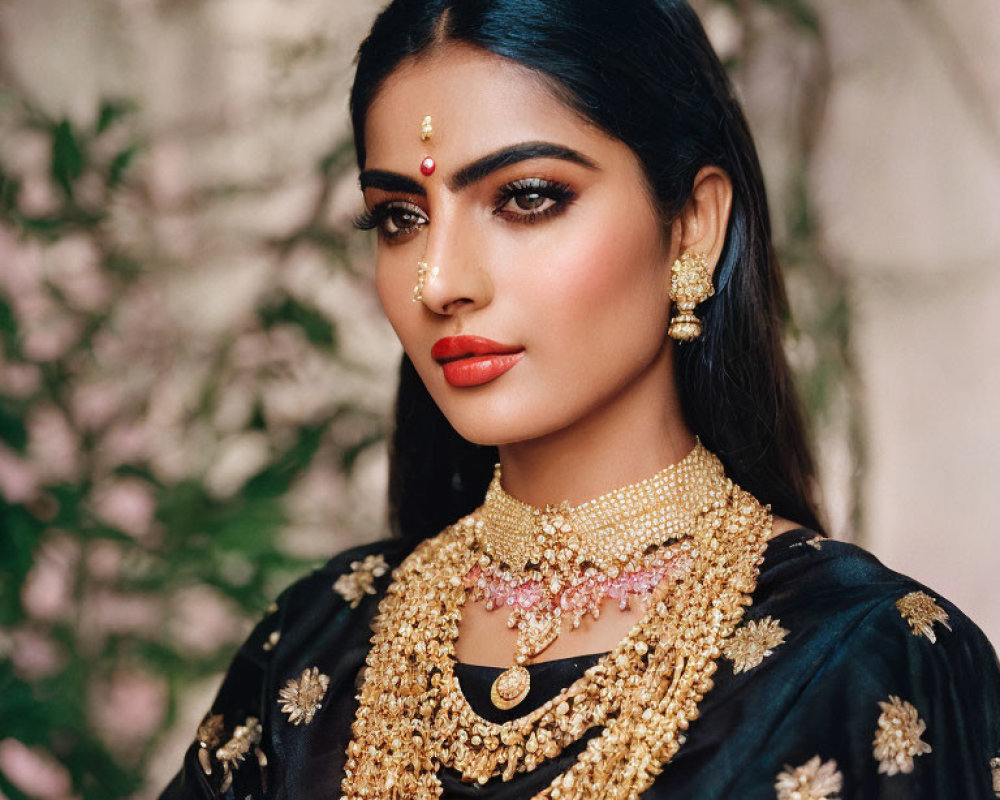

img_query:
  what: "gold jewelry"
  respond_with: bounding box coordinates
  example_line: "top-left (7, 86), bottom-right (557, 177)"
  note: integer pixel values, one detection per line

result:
top-left (668, 250), bottom-right (714, 341)
top-left (421, 114), bottom-right (433, 142)
top-left (340, 446), bottom-right (773, 799)
top-left (469, 443), bottom-right (721, 709)
top-left (412, 259), bottom-right (431, 303)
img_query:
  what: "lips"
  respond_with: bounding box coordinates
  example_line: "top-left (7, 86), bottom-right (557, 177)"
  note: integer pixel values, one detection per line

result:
top-left (431, 335), bottom-right (524, 388)
top-left (431, 335), bottom-right (523, 363)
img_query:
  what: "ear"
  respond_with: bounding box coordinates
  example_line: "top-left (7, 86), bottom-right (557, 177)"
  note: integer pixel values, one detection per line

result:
top-left (667, 166), bottom-right (733, 280)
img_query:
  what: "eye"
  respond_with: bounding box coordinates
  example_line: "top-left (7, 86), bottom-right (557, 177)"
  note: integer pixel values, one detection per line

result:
top-left (353, 201), bottom-right (427, 240)
top-left (493, 178), bottom-right (576, 223)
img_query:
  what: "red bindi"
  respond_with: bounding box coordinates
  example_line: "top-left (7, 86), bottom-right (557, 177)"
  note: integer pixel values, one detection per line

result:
top-left (420, 156), bottom-right (436, 176)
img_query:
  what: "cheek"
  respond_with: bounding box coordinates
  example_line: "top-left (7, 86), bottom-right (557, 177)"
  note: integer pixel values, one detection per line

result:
top-left (517, 208), bottom-right (669, 366)
top-left (375, 260), bottom-right (415, 346)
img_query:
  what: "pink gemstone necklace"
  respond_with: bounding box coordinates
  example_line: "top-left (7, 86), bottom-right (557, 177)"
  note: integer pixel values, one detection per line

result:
top-left (465, 441), bottom-right (726, 710)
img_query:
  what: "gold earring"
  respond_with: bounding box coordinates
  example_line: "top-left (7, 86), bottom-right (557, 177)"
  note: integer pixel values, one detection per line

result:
top-left (668, 251), bottom-right (714, 341)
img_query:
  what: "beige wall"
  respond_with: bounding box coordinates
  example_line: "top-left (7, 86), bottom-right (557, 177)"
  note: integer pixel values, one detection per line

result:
top-left (812, 0), bottom-right (1000, 646)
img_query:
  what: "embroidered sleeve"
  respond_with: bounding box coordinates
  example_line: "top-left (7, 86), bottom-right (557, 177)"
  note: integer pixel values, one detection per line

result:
top-left (762, 587), bottom-right (1000, 798)
top-left (158, 600), bottom-right (281, 799)
top-left (862, 591), bottom-right (997, 795)
top-left (158, 541), bottom-right (399, 799)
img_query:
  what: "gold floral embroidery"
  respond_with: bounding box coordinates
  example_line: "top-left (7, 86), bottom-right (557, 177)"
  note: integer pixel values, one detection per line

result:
top-left (872, 695), bottom-right (932, 775)
top-left (278, 666), bottom-right (330, 726)
top-left (196, 712), bottom-right (225, 775)
top-left (333, 553), bottom-right (389, 607)
top-left (990, 756), bottom-right (1000, 795)
top-left (806, 535), bottom-right (824, 550)
top-left (723, 615), bottom-right (788, 673)
top-left (775, 755), bottom-right (843, 800)
top-left (215, 716), bottom-right (264, 793)
top-left (895, 591), bottom-right (951, 643)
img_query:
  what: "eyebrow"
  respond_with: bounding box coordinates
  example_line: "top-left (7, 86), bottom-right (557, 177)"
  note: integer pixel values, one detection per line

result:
top-left (358, 141), bottom-right (599, 196)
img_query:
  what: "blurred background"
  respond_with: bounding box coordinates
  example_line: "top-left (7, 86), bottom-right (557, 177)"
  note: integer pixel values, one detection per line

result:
top-left (0, 0), bottom-right (997, 797)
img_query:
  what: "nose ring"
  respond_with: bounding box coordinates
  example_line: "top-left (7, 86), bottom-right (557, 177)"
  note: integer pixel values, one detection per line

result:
top-left (412, 260), bottom-right (438, 303)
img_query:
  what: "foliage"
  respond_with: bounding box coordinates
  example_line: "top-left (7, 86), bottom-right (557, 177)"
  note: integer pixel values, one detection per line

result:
top-left (0, 1), bottom-right (859, 797)
top-left (0, 96), bottom-right (386, 797)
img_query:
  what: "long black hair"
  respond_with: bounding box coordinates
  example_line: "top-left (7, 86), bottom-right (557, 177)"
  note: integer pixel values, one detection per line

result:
top-left (350, 0), bottom-right (826, 542)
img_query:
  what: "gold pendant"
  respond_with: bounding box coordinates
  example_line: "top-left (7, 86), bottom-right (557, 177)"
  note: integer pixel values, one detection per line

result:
top-left (490, 665), bottom-right (531, 710)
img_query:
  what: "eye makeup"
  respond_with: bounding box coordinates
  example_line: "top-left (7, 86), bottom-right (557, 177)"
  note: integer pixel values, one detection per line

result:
top-left (353, 177), bottom-right (578, 241)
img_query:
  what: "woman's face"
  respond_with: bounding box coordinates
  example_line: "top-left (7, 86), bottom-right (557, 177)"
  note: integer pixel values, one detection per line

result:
top-left (361, 44), bottom-right (678, 446)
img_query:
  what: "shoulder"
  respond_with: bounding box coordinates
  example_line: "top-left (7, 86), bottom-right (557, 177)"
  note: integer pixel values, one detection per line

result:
top-left (752, 528), bottom-right (1000, 696)
top-left (726, 530), bottom-right (1000, 794)
top-left (233, 536), bottom-right (416, 663)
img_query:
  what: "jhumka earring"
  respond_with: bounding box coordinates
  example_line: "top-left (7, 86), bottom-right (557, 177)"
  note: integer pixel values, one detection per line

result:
top-left (668, 250), bottom-right (714, 341)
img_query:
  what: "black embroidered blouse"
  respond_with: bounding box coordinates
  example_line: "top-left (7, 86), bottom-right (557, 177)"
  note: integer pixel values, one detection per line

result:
top-left (159, 528), bottom-right (1000, 799)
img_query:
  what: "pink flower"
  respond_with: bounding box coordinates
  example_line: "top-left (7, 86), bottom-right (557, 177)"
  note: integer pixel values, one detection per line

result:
top-left (90, 477), bottom-right (156, 539)
top-left (41, 235), bottom-right (110, 313)
top-left (94, 423), bottom-right (149, 473)
top-left (21, 535), bottom-right (79, 621)
top-left (0, 738), bottom-right (72, 799)
top-left (85, 540), bottom-right (123, 581)
top-left (11, 628), bottom-right (66, 680)
top-left (89, 670), bottom-right (168, 755)
top-left (0, 224), bottom-right (43, 298)
top-left (17, 175), bottom-right (60, 217)
top-left (26, 407), bottom-right (81, 484)
top-left (0, 362), bottom-right (42, 397)
top-left (168, 584), bottom-right (246, 656)
top-left (0, 446), bottom-right (39, 504)
top-left (78, 589), bottom-right (163, 648)
top-left (70, 382), bottom-right (124, 432)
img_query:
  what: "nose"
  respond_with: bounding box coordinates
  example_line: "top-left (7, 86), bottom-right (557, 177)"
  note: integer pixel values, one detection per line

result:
top-left (417, 213), bottom-right (494, 316)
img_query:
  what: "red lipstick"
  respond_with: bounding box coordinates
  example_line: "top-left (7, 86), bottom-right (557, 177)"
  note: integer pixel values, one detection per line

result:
top-left (431, 335), bottom-right (524, 388)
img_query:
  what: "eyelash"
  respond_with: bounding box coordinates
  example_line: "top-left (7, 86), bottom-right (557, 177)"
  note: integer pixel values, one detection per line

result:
top-left (352, 178), bottom-right (576, 241)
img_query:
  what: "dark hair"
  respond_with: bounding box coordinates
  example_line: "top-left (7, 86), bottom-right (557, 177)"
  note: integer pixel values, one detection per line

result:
top-left (350, 0), bottom-right (825, 542)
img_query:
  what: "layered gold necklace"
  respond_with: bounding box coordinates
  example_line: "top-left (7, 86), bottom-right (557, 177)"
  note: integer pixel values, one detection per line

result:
top-left (340, 443), bottom-right (772, 800)
top-left (467, 444), bottom-right (722, 710)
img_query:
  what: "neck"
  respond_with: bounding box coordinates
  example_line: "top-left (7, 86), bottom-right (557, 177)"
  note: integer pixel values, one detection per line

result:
top-left (496, 346), bottom-right (695, 507)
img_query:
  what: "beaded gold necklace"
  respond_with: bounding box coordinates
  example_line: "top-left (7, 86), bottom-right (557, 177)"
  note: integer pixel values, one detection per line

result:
top-left (340, 446), bottom-right (772, 800)
top-left (466, 443), bottom-right (721, 709)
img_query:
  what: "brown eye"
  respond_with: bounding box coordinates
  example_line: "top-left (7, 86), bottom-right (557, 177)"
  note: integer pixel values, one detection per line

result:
top-left (385, 207), bottom-right (425, 235)
top-left (493, 178), bottom-right (576, 223)
top-left (512, 192), bottom-right (548, 212)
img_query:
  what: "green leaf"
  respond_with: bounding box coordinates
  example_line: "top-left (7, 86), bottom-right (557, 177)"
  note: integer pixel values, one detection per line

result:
top-left (245, 424), bottom-right (325, 497)
top-left (0, 293), bottom-right (19, 354)
top-left (759, 0), bottom-right (820, 35)
top-left (0, 502), bottom-right (45, 623)
top-left (95, 100), bottom-right (134, 136)
top-left (108, 145), bottom-right (138, 188)
top-left (259, 296), bottom-right (337, 349)
top-left (0, 165), bottom-right (21, 215)
top-left (0, 402), bottom-right (29, 451)
top-left (51, 120), bottom-right (86, 199)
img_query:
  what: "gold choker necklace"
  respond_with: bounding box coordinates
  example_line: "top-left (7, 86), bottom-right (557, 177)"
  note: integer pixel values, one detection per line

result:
top-left (341, 445), bottom-right (774, 800)
top-left (468, 443), bottom-right (723, 709)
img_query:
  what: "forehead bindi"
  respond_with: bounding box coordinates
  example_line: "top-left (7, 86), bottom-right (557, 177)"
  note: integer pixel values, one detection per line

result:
top-left (363, 45), bottom-right (597, 174)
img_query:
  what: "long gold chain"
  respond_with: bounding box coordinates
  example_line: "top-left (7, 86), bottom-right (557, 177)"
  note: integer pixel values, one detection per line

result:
top-left (340, 449), bottom-right (772, 800)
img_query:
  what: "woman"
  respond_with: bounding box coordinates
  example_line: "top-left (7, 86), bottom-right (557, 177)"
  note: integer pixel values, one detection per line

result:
top-left (160, 0), bottom-right (1000, 797)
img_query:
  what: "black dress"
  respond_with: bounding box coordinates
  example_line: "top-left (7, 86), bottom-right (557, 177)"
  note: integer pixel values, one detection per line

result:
top-left (159, 528), bottom-right (1000, 799)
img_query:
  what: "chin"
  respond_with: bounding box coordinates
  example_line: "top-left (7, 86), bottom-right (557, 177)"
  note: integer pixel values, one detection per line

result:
top-left (438, 400), bottom-right (579, 448)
